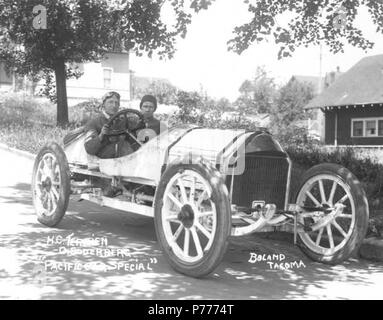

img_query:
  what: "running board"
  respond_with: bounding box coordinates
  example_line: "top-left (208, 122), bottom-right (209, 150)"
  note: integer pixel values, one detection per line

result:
top-left (70, 165), bottom-right (112, 179)
top-left (80, 194), bottom-right (154, 218)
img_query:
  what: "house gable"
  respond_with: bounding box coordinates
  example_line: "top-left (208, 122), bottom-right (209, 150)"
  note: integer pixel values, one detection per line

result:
top-left (306, 54), bottom-right (383, 109)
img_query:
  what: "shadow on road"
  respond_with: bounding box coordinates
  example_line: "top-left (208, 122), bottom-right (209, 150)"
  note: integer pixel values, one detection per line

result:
top-left (0, 182), bottom-right (33, 207)
top-left (0, 182), bottom-right (382, 299)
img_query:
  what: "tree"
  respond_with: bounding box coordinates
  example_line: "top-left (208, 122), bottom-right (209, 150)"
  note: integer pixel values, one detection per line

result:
top-left (235, 66), bottom-right (276, 114)
top-left (132, 78), bottom-right (179, 105)
top-left (3, 1), bottom-right (378, 126)
top-left (215, 97), bottom-right (233, 112)
top-left (270, 78), bottom-right (315, 142)
top-left (0, 0), bottom-right (214, 126)
top-left (169, 90), bottom-right (205, 125)
top-left (227, 0), bottom-right (381, 59)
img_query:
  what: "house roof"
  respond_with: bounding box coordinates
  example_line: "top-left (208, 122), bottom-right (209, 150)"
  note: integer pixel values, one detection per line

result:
top-left (305, 54), bottom-right (383, 109)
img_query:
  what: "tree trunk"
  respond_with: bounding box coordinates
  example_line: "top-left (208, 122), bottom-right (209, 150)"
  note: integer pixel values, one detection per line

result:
top-left (54, 59), bottom-right (69, 127)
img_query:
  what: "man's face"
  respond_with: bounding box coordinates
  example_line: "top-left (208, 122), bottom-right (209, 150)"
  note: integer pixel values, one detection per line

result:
top-left (141, 101), bottom-right (155, 119)
top-left (104, 96), bottom-right (120, 116)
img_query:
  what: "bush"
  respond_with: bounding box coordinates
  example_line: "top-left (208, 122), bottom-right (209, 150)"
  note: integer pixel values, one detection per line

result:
top-left (285, 143), bottom-right (383, 208)
top-left (69, 98), bottom-right (101, 128)
top-left (0, 94), bottom-right (99, 153)
top-left (0, 93), bottom-right (101, 128)
top-left (273, 125), bottom-right (315, 146)
top-left (169, 90), bottom-right (267, 131)
top-left (0, 122), bottom-right (69, 154)
top-left (0, 93), bottom-right (55, 126)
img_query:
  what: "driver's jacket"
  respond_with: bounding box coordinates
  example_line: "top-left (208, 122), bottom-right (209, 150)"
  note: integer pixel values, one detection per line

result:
top-left (84, 113), bottom-right (134, 159)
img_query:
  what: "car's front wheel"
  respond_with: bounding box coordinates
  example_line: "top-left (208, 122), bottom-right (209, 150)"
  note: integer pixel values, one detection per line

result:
top-left (154, 160), bottom-right (231, 278)
top-left (31, 142), bottom-right (70, 227)
top-left (295, 163), bottom-right (369, 264)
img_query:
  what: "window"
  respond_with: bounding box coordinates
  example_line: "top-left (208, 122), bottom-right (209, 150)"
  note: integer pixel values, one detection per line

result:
top-left (379, 120), bottom-right (383, 136)
top-left (352, 121), bottom-right (363, 137)
top-left (351, 118), bottom-right (383, 138)
top-left (103, 68), bottom-right (112, 88)
top-left (366, 120), bottom-right (376, 136)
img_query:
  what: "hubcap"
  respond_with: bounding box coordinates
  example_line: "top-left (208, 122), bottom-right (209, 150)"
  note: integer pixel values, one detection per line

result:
top-left (41, 177), bottom-right (52, 191)
top-left (178, 204), bottom-right (195, 229)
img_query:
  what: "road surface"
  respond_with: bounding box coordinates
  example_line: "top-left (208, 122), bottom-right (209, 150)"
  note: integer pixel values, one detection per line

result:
top-left (0, 147), bottom-right (382, 300)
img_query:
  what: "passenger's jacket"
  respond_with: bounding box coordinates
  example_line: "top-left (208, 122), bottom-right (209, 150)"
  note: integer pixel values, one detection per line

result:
top-left (144, 116), bottom-right (167, 135)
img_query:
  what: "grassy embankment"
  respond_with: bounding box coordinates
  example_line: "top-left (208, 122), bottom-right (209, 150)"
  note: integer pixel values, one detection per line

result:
top-left (0, 93), bottom-right (95, 153)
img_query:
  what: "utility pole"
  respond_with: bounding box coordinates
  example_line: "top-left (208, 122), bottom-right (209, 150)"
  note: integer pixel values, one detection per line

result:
top-left (318, 43), bottom-right (323, 95)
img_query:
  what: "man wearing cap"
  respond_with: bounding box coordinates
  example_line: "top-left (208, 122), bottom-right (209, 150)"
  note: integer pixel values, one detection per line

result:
top-left (84, 91), bottom-right (134, 159)
top-left (138, 95), bottom-right (167, 142)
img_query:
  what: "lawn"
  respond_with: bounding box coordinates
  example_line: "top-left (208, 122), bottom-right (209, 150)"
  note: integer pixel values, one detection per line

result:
top-left (0, 93), bottom-right (96, 153)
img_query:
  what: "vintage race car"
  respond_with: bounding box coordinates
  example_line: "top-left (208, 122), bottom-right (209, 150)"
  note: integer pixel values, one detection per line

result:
top-left (31, 108), bottom-right (369, 277)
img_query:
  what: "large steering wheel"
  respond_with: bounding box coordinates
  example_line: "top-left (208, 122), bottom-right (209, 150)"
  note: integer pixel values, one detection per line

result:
top-left (104, 108), bottom-right (145, 137)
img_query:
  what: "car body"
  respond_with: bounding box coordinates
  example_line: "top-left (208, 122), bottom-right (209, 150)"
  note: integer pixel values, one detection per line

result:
top-left (31, 110), bottom-right (369, 277)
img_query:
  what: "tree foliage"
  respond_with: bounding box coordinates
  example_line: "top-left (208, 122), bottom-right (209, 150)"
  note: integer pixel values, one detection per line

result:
top-left (271, 78), bottom-right (314, 126)
top-left (269, 78), bottom-right (315, 143)
top-left (235, 66), bottom-right (277, 114)
top-left (0, 0), bottom-right (215, 126)
top-left (227, 0), bottom-right (382, 59)
top-left (2, 0), bottom-right (382, 126)
top-left (132, 78), bottom-right (179, 105)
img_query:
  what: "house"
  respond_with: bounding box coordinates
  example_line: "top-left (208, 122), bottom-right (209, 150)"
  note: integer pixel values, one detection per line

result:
top-left (0, 52), bottom-right (132, 105)
top-left (291, 68), bottom-right (342, 95)
top-left (65, 52), bottom-right (131, 105)
top-left (305, 54), bottom-right (383, 146)
top-left (291, 68), bottom-right (342, 141)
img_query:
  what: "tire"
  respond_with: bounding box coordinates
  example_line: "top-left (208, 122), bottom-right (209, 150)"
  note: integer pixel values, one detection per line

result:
top-left (154, 160), bottom-right (231, 278)
top-left (294, 163), bottom-right (369, 264)
top-left (31, 142), bottom-right (71, 227)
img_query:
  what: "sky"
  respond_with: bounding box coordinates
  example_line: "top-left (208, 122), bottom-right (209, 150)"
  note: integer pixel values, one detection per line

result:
top-left (130, 0), bottom-right (383, 102)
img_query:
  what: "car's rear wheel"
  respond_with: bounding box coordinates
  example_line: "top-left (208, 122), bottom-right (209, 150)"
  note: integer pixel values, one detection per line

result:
top-left (32, 142), bottom-right (70, 227)
top-left (295, 163), bottom-right (369, 264)
top-left (154, 161), bottom-right (231, 278)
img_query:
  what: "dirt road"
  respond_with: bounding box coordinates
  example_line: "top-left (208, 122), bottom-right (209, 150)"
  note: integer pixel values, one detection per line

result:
top-left (0, 148), bottom-right (382, 300)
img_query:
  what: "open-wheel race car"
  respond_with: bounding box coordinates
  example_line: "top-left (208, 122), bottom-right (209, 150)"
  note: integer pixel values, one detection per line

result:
top-left (31, 108), bottom-right (369, 277)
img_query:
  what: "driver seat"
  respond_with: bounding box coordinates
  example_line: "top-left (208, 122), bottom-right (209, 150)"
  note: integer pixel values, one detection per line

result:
top-left (63, 126), bottom-right (86, 147)
top-left (63, 127), bottom-right (101, 171)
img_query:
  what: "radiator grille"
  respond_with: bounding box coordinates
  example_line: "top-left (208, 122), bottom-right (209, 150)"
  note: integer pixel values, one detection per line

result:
top-left (227, 154), bottom-right (289, 210)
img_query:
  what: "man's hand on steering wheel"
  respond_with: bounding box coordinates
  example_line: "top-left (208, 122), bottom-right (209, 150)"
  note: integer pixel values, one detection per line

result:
top-left (103, 108), bottom-right (145, 138)
top-left (99, 124), bottom-right (111, 141)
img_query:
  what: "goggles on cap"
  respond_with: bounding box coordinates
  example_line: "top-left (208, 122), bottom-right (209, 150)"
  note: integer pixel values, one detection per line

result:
top-left (102, 91), bottom-right (120, 104)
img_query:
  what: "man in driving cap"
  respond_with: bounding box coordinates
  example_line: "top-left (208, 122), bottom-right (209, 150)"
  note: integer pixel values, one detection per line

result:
top-left (84, 91), bottom-right (134, 159)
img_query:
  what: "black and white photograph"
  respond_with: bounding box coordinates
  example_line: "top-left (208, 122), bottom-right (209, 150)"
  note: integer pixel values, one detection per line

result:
top-left (0, 0), bottom-right (382, 302)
